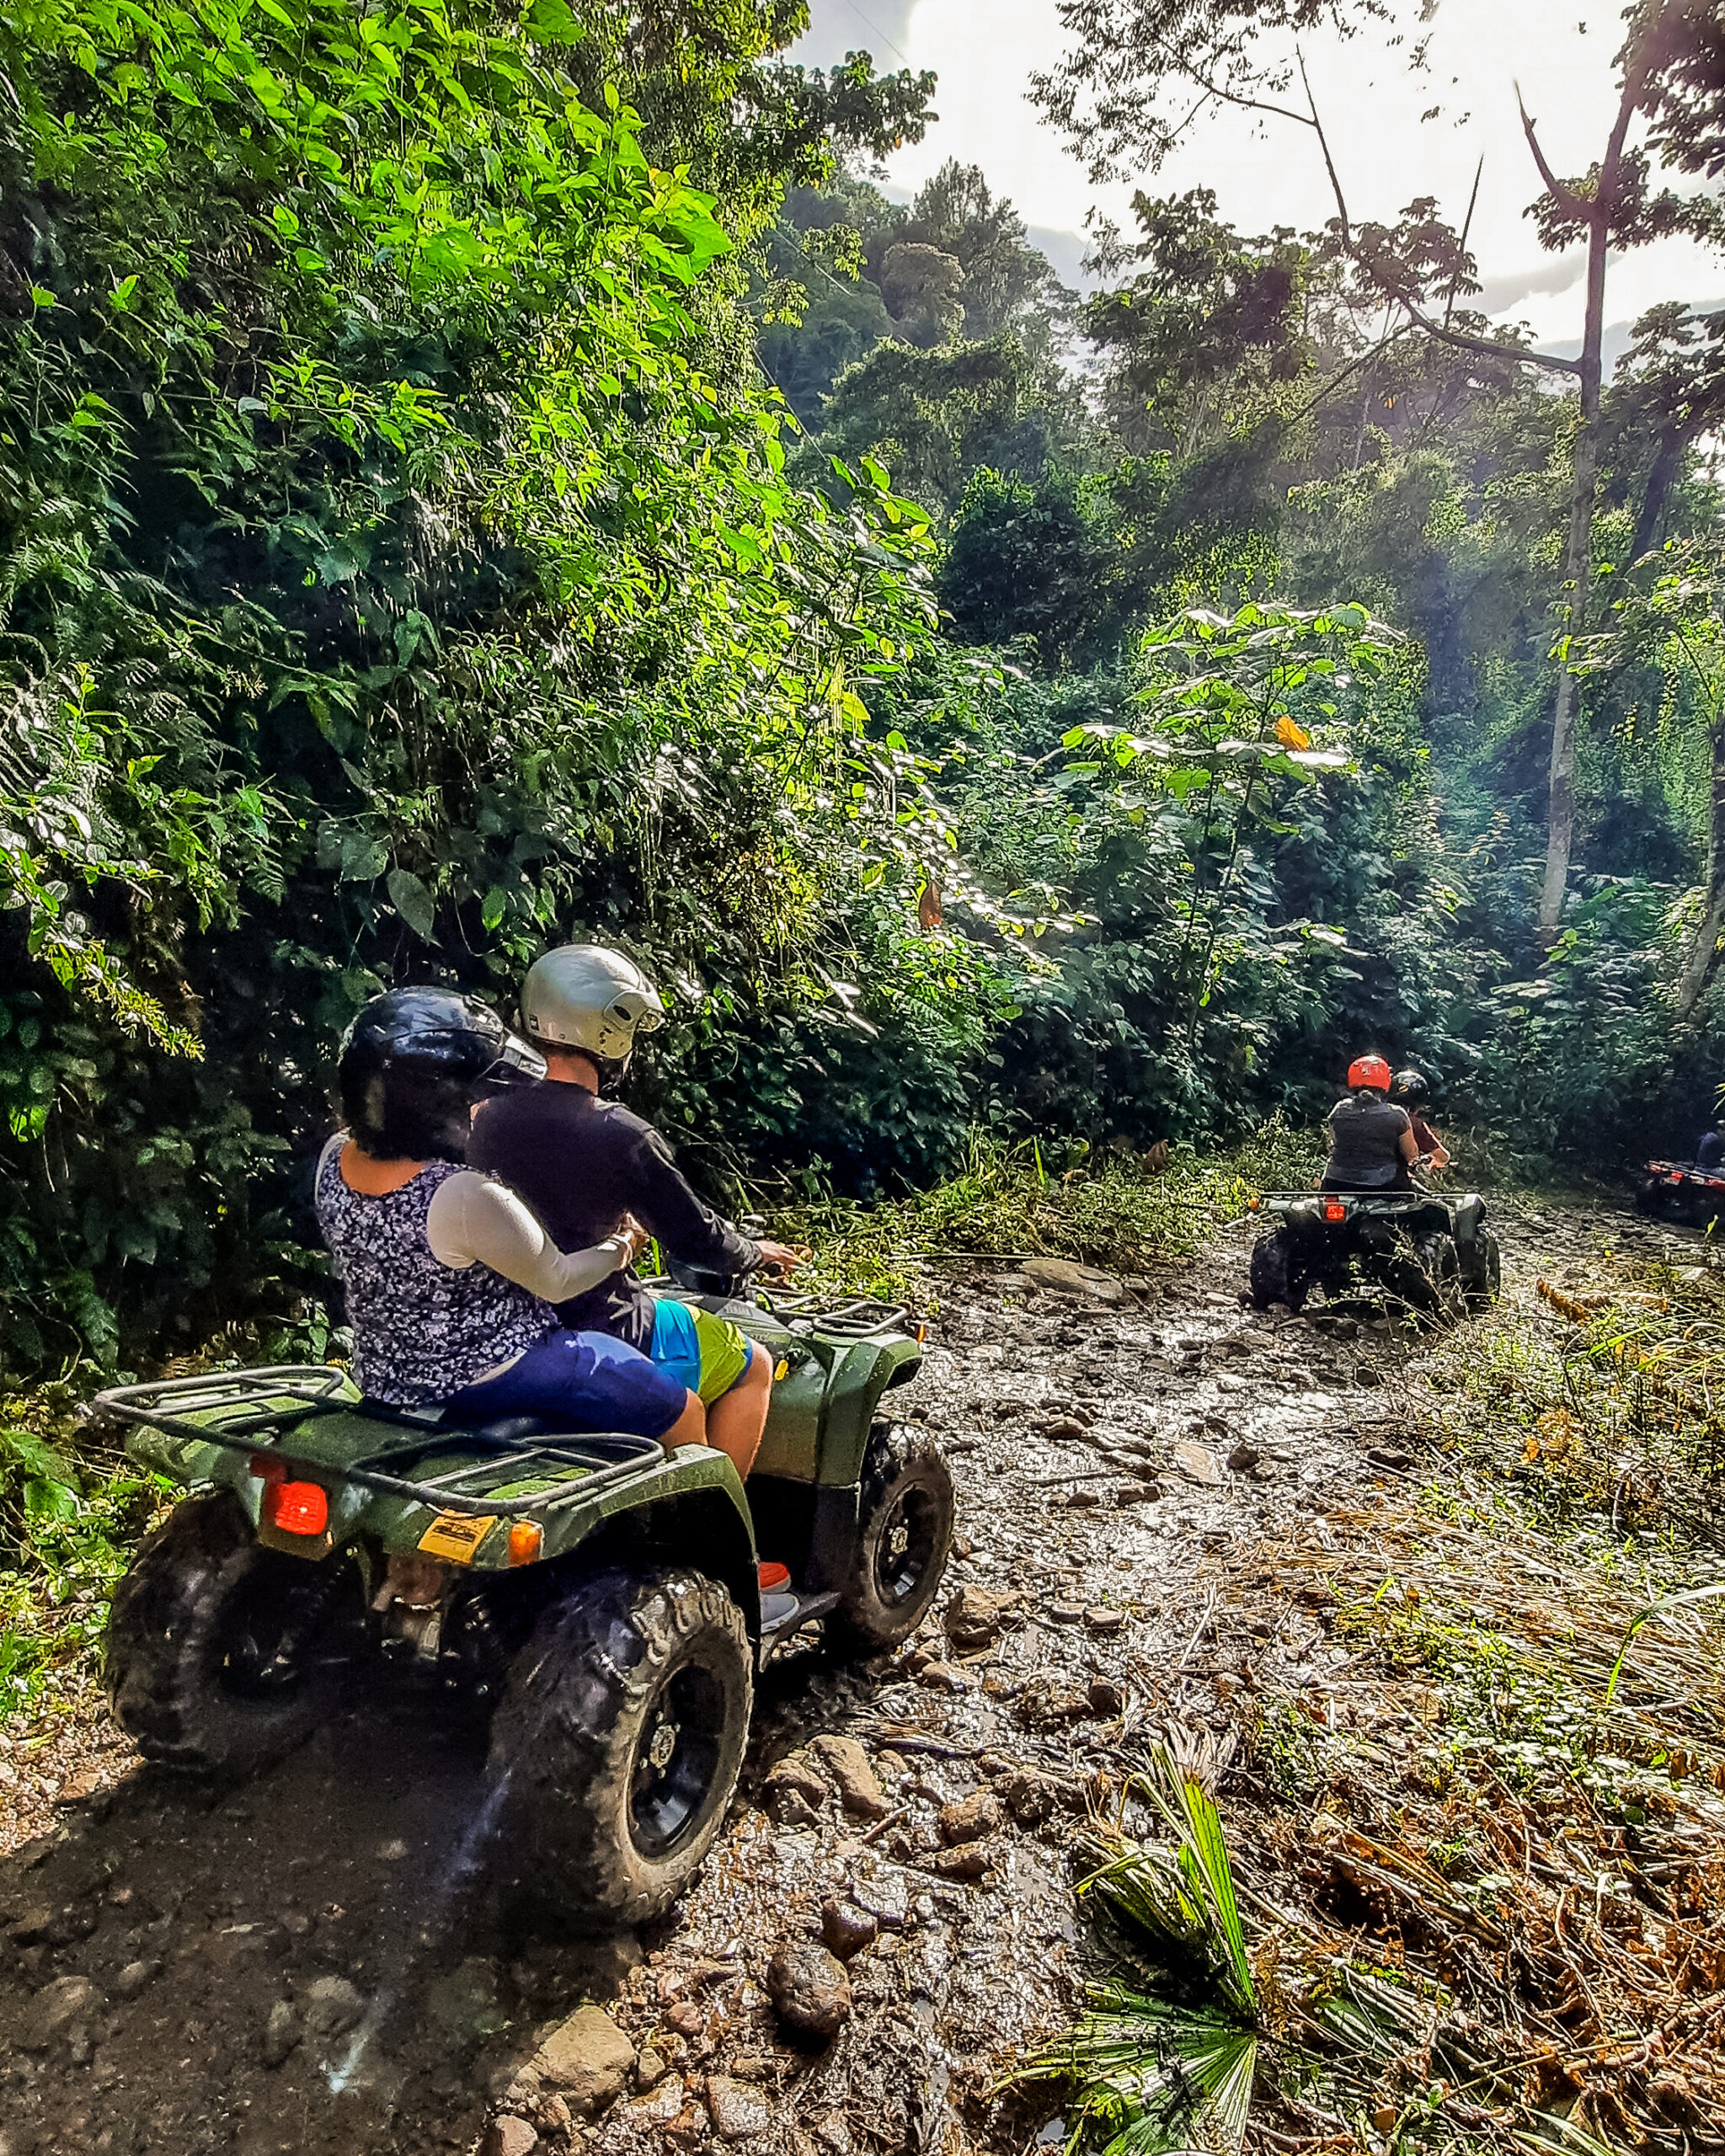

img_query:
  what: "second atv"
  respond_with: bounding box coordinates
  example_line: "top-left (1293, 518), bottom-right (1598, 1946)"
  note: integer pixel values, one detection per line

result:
top-left (1247, 1186), bottom-right (1500, 1321)
top-left (97, 1278), bottom-right (950, 1929)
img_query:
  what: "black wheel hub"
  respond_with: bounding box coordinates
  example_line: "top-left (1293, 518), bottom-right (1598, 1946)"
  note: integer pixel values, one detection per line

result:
top-left (630, 1662), bottom-right (724, 1859)
top-left (874, 1483), bottom-right (939, 1609)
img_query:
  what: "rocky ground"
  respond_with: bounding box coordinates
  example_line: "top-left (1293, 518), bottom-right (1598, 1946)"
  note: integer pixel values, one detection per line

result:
top-left (0, 1191), bottom-right (1671, 2156)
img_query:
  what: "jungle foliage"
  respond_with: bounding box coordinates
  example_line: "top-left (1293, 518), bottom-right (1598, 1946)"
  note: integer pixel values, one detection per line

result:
top-left (1, 0), bottom-right (1724, 1374)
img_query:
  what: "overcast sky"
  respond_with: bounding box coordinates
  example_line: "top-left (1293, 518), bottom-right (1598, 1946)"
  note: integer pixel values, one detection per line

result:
top-left (793, 0), bottom-right (1721, 355)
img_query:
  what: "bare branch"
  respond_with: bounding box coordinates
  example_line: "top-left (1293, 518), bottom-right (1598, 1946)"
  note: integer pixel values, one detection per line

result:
top-left (1394, 300), bottom-right (1583, 377)
top-left (1298, 46), bottom-right (1349, 248)
top-left (1445, 154), bottom-right (1483, 330)
top-left (1515, 85), bottom-right (1594, 221)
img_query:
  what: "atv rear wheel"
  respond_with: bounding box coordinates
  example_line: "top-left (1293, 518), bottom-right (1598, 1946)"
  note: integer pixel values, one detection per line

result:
top-left (104, 1492), bottom-right (358, 1778)
top-left (829, 1422), bottom-right (954, 1655)
top-left (1249, 1226), bottom-right (1312, 1311)
top-left (1462, 1227), bottom-right (1502, 1312)
top-left (486, 1567), bottom-right (750, 1929)
top-left (1386, 1232), bottom-right (1464, 1321)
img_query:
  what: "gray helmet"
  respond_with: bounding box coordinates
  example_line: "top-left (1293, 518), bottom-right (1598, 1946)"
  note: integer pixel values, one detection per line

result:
top-left (520, 945), bottom-right (665, 1065)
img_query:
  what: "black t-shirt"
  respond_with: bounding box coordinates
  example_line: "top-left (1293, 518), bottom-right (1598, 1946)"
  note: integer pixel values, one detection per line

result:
top-left (1324, 1096), bottom-right (1412, 1189)
top-left (468, 1085), bottom-right (757, 1348)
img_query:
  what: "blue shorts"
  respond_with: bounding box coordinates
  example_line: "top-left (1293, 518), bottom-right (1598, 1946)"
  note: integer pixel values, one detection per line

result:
top-left (650, 1297), bottom-right (753, 1404)
top-left (442, 1326), bottom-right (688, 1440)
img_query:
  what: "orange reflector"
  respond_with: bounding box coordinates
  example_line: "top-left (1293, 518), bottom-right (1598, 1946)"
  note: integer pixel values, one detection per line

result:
top-left (264, 1480), bottom-right (328, 1537)
top-left (915, 1324), bottom-right (927, 1344)
top-left (1324, 1201), bottom-right (1348, 1223)
top-left (1247, 1197), bottom-right (1261, 1211)
top-left (507, 1521), bottom-right (543, 1567)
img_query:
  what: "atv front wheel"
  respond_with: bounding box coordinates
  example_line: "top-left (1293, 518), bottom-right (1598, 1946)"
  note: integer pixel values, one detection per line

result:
top-left (486, 1567), bottom-right (750, 1929)
top-left (104, 1492), bottom-right (358, 1778)
top-left (830, 1422), bottom-right (954, 1655)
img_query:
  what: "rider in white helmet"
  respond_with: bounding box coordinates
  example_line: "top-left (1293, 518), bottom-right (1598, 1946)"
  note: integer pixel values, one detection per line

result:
top-left (468, 945), bottom-right (803, 1482)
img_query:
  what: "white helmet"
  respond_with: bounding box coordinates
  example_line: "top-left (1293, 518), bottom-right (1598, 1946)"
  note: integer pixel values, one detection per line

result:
top-left (520, 945), bottom-right (665, 1065)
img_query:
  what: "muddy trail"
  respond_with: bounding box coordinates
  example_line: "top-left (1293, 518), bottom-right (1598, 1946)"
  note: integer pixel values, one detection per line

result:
top-left (0, 1192), bottom-right (1679, 2156)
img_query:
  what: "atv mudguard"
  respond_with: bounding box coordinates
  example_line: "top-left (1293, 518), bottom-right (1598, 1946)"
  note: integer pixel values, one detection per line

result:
top-left (113, 1372), bottom-right (763, 1636)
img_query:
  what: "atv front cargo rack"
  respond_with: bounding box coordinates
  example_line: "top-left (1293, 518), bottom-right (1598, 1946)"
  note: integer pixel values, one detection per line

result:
top-left (753, 1289), bottom-right (911, 1338)
top-left (96, 1367), bottom-right (665, 1518)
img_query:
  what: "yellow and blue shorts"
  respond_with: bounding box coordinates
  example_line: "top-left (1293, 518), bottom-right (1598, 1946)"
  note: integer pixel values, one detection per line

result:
top-left (649, 1296), bottom-right (754, 1405)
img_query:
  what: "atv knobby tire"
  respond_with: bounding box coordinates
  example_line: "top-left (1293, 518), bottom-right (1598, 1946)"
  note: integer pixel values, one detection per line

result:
top-left (104, 1492), bottom-right (356, 1778)
top-left (830, 1422), bottom-right (954, 1655)
top-left (1462, 1226), bottom-right (1502, 1312)
top-left (486, 1567), bottom-right (750, 1929)
top-left (1386, 1231), bottom-right (1463, 1322)
top-left (1249, 1227), bottom-right (1309, 1312)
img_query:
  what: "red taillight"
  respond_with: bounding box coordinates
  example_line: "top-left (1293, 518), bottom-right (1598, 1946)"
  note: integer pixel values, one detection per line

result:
top-left (264, 1480), bottom-right (328, 1537)
top-left (1324, 1201), bottom-right (1348, 1222)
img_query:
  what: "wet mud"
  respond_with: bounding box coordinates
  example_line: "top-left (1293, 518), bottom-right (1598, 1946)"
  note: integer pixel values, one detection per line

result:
top-left (0, 1192), bottom-right (1661, 2156)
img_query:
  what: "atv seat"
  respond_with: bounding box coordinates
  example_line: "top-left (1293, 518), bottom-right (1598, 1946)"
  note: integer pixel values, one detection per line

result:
top-left (446, 1412), bottom-right (561, 1444)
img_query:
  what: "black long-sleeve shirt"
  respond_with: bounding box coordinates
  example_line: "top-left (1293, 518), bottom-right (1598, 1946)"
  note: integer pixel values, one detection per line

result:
top-left (468, 1083), bottom-right (757, 1349)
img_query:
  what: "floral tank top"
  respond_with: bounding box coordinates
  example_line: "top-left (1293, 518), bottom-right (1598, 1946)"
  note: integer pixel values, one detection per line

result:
top-left (314, 1141), bottom-right (555, 1407)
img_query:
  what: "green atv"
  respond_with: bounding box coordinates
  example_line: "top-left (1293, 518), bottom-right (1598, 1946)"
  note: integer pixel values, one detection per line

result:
top-left (96, 1282), bottom-right (949, 1928)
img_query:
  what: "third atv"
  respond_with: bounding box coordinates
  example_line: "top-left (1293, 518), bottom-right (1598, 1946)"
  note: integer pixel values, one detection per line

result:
top-left (1247, 1185), bottom-right (1500, 1321)
top-left (97, 1277), bottom-right (950, 1929)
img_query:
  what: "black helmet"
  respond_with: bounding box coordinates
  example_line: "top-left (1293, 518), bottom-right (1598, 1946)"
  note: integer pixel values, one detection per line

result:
top-left (1392, 1067), bottom-right (1428, 1102)
top-left (338, 987), bottom-right (545, 1161)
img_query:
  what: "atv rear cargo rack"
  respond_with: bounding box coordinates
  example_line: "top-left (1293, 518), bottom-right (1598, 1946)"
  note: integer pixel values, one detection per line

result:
top-left (96, 1367), bottom-right (665, 1518)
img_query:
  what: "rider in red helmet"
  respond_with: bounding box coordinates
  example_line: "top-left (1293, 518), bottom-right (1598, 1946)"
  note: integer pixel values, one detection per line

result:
top-left (1322, 1054), bottom-right (1419, 1192)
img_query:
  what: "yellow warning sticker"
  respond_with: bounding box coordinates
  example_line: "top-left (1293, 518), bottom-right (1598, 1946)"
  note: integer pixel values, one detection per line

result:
top-left (417, 1512), bottom-right (498, 1563)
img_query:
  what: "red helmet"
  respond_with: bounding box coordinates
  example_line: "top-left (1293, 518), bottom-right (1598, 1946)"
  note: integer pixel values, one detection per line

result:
top-left (1347, 1054), bottom-right (1392, 1092)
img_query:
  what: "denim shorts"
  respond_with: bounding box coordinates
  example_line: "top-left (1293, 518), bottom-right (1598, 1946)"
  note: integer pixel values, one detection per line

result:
top-left (442, 1326), bottom-right (688, 1439)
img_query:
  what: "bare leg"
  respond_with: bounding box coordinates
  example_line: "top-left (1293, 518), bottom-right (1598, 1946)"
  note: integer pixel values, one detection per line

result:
top-left (705, 1342), bottom-right (772, 1481)
top-left (662, 1391), bottom-right (707, 1449)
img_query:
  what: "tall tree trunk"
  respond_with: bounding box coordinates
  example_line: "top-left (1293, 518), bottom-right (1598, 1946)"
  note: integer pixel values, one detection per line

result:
top-left (1535, 5), bottom-right (1669, 940)
top-left (1632, 425), bottom-right (1687, 563)
top-left (1676, 714), bottom-right (1725, 1018)
top-left (1536, 228), bottom-right (1605, 938)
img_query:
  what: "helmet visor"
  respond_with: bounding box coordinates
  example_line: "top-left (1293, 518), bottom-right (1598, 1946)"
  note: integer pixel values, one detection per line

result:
top-left (476, 1030), bottom-right (547, 1091)
top-left (607, 990), bottom-right (663, 1038)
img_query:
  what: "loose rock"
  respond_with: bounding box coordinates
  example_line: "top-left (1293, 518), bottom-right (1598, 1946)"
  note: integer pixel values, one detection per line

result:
top-left (635, 2048), bottom-right (670, 2091)
top-left (942, 1585), bottom-right (1017, 1653)
top-left (113, 1958), bottom-right (160, 2002)
top-left (260, 1999), bottom-right (301, 2070)
top-left (302, 1976), bottom-right (364, 2038)
top-left (937, 1790), bottom-right (1001, 1844)
top-left (483, 2119), bottom-right (538, 2156)
top-left (1084, 1606), bottom-right (1125, 1635)
top-left (706, 2074), bottom-right (775, 2142)
top-left (810, 1735), bottom-right (889, 1819)
top-left (534, 2003), bottom-right (636, 2116)
top-left (22, 1975), bottom-right (101, 2052)
top-left (763, 1753), bottom-right (830, 1827)
top-left (820, 1898), bottom-right (879, 1960)
top-left (931, 1839), bottom-right (992, 1880)
top-left (1024, 1257), bottom-right (1124, 1302)
top-left (1172, 1440), bottom-right (1225, 1486)
top-left (766, 1940), bottom-right (852, 2047)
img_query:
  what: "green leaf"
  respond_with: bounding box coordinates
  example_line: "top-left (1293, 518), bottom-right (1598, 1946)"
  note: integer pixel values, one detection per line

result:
top-left (386, 868), bottom-right (437, 942)
top-left (339, 832), bottom-right (388, 882)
